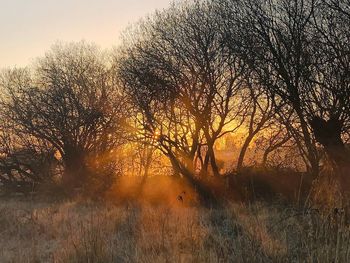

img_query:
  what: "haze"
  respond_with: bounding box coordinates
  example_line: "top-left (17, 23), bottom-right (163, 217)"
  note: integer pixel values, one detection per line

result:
top-left (0, 0), bottom-right (172, 69)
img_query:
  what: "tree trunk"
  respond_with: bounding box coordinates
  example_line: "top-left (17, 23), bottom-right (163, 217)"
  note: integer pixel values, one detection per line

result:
top-left (207, 141), bottom-right (220, 176)
top-left (294, 105), bottom-right (319, 176)
top-left (143, 148), bottom-right (153, 177)
top-left (310, 117), bottom-right (349, 166)
top-left (237, 134), bottom-right (254, 172)
top-left (195, 145), bottom-right (204, 174)
top-left (202, 150), bottom-right (210, 175)
top-left (310, 116), bottom-right (350, 196)
top-left (62, 149), bottom-right (86, 191)
top-left (167, 152), bottom-right (219, 207)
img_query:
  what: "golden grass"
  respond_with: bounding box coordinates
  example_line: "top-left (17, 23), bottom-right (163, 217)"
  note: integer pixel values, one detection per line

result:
top-left (0, 197), bottom-right (350, 263)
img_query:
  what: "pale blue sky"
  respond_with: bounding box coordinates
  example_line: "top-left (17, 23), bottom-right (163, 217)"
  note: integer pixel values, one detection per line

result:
top-left (0, 0), bottom-right (172, 68)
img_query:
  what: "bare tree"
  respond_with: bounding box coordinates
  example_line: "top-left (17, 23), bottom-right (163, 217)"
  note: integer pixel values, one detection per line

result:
top-left (217, 0), bottom-right (350, 195)
top-left (308, 0), bottom-right (350, 168)
top-left (218, 0), bottom-right (322, 175)
top-left (0, 42), bottom-right (128, 193)
top-left (117, 1), bottom-right (247, 179)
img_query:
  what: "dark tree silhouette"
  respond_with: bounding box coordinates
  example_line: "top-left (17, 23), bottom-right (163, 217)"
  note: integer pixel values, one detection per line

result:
top-left (219, 0), bottom-right (321, 175)
top-left (0, 42), bottom-right (128, 192)
top-left (218, 0), bottom-right (350, 177)
top-left (117, 1), bottom-right (247, 179)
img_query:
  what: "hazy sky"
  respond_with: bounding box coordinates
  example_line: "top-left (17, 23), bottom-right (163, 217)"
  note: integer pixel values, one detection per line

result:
top-left (0, 0), bottom-right (172, 69)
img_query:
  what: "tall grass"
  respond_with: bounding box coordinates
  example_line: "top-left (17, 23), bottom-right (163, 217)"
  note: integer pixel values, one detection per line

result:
top-left (0, 198), bottom-right (350, 263)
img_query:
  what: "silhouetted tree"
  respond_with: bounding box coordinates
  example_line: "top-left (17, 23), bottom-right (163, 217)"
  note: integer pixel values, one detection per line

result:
top-left (217, 0), bottom-right (350, 198)
top-left (308, 0), bottom-right (350, 169)
top-left (118, 1), bottom-right (247, 179)
top-left (0, 42), bottom-right (128, 192)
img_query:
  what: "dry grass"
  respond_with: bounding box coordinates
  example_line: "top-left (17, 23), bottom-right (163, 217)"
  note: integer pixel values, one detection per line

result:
top-left (0, 197), bottom-right (350, 263)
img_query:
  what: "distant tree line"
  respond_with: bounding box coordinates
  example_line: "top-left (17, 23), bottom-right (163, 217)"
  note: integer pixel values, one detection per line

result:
top-left (0, 0), bottom-right (349, 199)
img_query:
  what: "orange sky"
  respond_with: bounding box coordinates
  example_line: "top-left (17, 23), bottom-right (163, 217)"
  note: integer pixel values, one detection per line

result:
top-left (0, 0), bottom-right (173, 69)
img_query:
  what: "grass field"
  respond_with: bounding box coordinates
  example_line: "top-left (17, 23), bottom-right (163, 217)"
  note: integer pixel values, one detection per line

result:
top-left (1, 195), bottom-right (349, 263)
